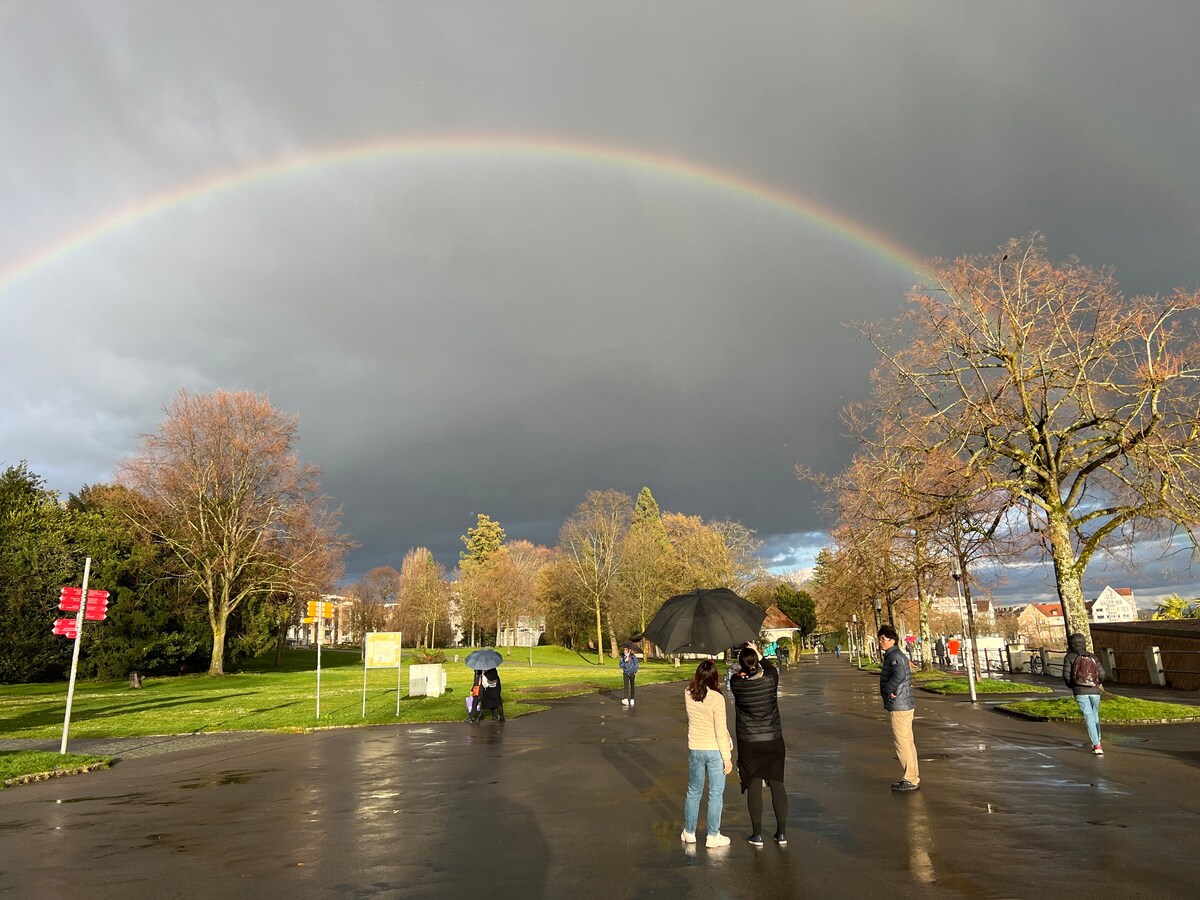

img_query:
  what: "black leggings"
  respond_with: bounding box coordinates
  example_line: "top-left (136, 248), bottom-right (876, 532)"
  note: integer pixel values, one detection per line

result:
top-left (623, 673), bottom-right (636, 700)
top-left (746, 778), bottom-right (788, 834)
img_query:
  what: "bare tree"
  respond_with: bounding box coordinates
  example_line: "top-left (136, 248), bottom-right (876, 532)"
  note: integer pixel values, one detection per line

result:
top-left (866, 236), bottom-right (1200, 647)
top-left (119, 389), bottom-right (348, 675)
top-left (399, 547), bottom-right (450, 648)
top-left (349, 565), bottom-right (400, 644)
top-left (559, 490), bottom-right (632, 663)
top-left (662, 513), bottom-right (762, 594)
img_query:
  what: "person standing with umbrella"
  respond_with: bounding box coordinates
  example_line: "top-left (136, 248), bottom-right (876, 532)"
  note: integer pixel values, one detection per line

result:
top-left (729, 643), bottom-right (788, 847)
top-left (465, 649), bottom-right (505, 723)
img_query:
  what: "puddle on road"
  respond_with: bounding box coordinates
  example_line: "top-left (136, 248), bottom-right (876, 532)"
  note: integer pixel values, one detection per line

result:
top-left (178, 769), bottom-right (270, 790)
top-left (55, 793), bottom-right (146, 805)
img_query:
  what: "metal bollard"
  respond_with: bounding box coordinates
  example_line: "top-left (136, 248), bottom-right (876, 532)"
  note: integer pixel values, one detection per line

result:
top-left (1145, 646), bottom-right (1167, 687)
top-left (1100, 647), bottom-right (1117, 682)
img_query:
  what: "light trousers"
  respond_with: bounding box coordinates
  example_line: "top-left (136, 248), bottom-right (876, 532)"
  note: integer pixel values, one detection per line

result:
top-left (889, 708), bottom-right (920, 784)
top-left (1074, 693), bottom-right (1102, 746)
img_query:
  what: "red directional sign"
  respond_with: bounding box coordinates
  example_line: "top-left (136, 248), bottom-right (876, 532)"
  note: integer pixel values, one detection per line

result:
top-left (60, 587), bottom-right (109, 612)
top-left (84, 597), bottom-right (109, 621)
top-left (52, 618), bottom-right (78, 639)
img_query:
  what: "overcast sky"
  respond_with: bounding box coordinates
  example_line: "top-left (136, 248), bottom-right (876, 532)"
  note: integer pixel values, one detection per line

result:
top-left (3, 3), bottom-right (1199, 606)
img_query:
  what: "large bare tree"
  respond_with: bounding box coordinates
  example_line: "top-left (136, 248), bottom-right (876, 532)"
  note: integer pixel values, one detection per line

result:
top-left (399, 547), bottom-right (450, 648)
top-left (559, 490), bottom-right (632, 663)
top-left (119, 389), bottom-right (348, 675)
top-left (868, 236), bottom-right (1200, 646)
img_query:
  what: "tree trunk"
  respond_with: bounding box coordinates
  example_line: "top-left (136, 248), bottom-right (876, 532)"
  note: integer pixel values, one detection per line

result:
top-left (915, 572), bottom-right (932, 672)
top-left (1046, 513), bottom-right (1091, 650)
top-left (208, 607), bottom-right (227, 676)
top-left (593, 594), bottom-right (605, 665)
top-left (604, 608), bottom-right (619, 659)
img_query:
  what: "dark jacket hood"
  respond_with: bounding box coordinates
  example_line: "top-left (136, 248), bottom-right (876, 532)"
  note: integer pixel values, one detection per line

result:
top-left (1068, 633), bottom-right (1088, 654)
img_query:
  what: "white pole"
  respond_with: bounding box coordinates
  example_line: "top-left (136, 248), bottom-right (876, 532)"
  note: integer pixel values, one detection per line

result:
top-left (60, 557), bottom-right (91, 754)
top-left (316, 611), bottom-right (323, 719)
top-left (362, 638), bottom-right (368, 718)
top-left (396, 633), bottom-right (403, 716)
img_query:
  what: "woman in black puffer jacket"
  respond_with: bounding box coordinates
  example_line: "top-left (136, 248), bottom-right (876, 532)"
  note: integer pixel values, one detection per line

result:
top-left (729, 645), bottom-right (788, 847)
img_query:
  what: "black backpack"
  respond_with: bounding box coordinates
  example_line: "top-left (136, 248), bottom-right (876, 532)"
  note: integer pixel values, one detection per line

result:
top-left (1071, 654), bottom-right (1101, 688)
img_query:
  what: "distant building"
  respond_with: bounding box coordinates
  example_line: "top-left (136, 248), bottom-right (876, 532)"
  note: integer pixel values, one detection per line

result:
top-left (288, 594), bottom-right (355, 645)
top-left (972, 598), bottom-right (996, 630)
top-left (1087, 586), bottom-right (1137, 623)
top-left (761, 606), bottom-right (799, 644)
top-left (498, 616), bottom-right (545, 648)
top-left (1017, 602), bottom-right (1066, 647)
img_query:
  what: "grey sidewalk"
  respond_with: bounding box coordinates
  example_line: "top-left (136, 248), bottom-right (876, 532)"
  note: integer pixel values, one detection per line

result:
top-left (2, 655), bottom-right (1197, 898)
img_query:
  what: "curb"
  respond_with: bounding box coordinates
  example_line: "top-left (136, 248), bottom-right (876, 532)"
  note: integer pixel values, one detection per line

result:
top-left (3, 761), bottom-right (111, 789)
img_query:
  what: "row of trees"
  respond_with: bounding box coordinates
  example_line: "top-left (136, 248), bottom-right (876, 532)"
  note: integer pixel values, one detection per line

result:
top-left (4, 387), bottom-right (820, 683)
top-left (803, 235), bottom-right (1200, 656)
top-left (345, 489), bottom-right (815, 664)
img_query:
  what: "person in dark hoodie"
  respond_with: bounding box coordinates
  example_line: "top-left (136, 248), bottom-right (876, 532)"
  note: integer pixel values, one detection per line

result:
top-left (1063, 632), bottom-right (1105, 755)
top-left (878, 624), bottom-right (919, 792)
top-left (729, 643), bottom-right (788, 848)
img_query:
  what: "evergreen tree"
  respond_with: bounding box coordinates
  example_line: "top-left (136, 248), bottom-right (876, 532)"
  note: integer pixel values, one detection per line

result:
top-left (0, 463), bottom-right (74, 682)
top-left (460, 513), bottom-right (506, 565)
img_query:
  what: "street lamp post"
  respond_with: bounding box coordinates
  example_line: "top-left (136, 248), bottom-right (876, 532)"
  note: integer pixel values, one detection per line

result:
top-left (949, 559), bottom-right (978, 702)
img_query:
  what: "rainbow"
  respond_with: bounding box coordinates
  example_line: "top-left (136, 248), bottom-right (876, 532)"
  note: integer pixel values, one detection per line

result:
top-left (0, 134), bottom-right (931, 291)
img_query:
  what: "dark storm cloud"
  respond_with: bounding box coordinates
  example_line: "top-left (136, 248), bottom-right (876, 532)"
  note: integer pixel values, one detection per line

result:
top-left (3, 2), bottom-right (1199, 594)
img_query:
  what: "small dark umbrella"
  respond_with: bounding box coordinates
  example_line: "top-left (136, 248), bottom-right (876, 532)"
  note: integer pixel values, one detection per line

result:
top-left (465, 648), bottom-right (504, 670)
top-left (644, 588), bottom-right (767, 656)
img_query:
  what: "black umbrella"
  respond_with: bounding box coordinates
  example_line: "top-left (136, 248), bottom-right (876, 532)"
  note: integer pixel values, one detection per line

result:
top-left (643, 588), bottom-right (767, 655)
top-left (464, 648), bottom-right (503, 670)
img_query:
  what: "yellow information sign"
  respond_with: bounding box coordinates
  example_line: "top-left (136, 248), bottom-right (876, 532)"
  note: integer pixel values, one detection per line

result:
top-left (362, 631), bottom-right (404, 717)
top-left (306, 600), bottom-right (334, 619)
top-left (364, 632), bottom-right (404, 669)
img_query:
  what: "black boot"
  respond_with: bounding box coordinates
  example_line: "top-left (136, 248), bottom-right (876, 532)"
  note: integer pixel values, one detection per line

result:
top-left (496, 706), bottom-right (505, 722)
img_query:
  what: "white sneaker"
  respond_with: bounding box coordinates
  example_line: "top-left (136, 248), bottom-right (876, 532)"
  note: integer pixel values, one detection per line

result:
top-left (680, 829), bottom-right (696, 843)
top-left (706, 833), bottom-right (731, 848)
top-left (621, 698), bottom-right (630, 706)
top-left (629, 699), bottom-right (635, 706)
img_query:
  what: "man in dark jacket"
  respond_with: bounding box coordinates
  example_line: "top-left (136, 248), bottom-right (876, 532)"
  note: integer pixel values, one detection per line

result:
top-left (1063, 632), bottom-right (1105, 754)
top-left (878, 624), bottom-right (919, 792)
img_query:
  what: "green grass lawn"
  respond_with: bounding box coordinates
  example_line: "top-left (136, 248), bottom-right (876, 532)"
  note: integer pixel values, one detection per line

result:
top-left (922, 677), bottom-right (1052, 695)
top-left (0, 750), bottom-right (111, 787)
top-left (1000, 693), bottom-right (1200, 722)
top-left (0, 646), bottom-right (687, 741)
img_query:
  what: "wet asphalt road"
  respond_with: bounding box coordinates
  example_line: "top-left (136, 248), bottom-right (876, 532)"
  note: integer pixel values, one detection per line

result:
top-left (2, 656), bottom-right (1197, 899)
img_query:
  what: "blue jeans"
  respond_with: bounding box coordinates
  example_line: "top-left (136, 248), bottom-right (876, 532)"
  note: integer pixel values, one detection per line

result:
top-left (684, 750), bottom-right (726, 835)
top-left (1075, 693), bottom-right (1102, 745)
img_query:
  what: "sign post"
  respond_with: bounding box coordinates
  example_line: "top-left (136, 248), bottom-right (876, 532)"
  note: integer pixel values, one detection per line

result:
top-left (307, 599), bottom-right (334, 718)
top-left (362, 632), bottom-right (404, 717)
top-left (60, 559), bottom-right (89, 753)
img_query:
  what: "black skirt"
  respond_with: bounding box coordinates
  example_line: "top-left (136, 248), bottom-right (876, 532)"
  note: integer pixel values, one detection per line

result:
top-left (736, 737), bottom-right (785, 791)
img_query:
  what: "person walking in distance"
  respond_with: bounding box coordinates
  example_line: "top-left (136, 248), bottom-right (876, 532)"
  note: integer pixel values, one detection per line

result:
top-left (878, 624), bottom-right (919, 792)
top-left (619, 645), bottom-right (639, 706)
top-left (729, 644), bottom-right (788, 847)
top-left (1063, 632), bottom-right (1105, 755)
top-left (681, 660), bottom-right (733, 849)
